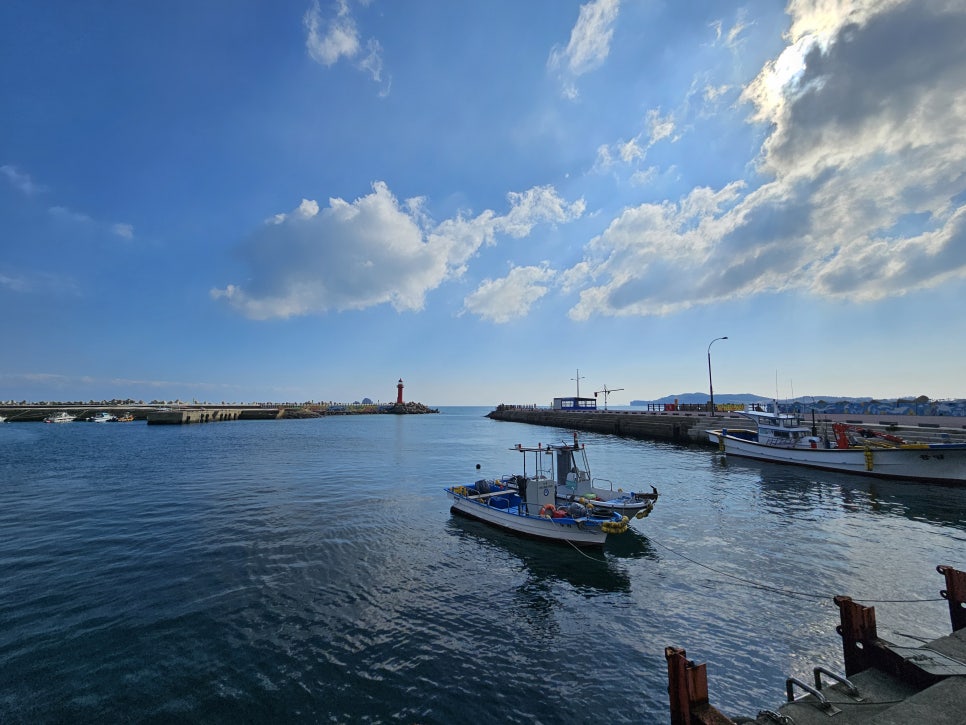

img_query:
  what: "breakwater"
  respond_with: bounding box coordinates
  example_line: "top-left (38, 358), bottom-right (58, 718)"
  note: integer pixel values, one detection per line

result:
top-left (486, 406), bottom-right (966, 445)
top-left (0, 401), bottom-right (439, 424)
top-left (487, 406), bottom-right (718, 443)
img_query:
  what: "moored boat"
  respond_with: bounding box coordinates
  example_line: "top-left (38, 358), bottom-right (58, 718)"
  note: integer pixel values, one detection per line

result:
top-left (116, 412), bottom-right (135, 422)
top-left (87, 412), bottom-right (118, 423)
top-left (445, 435), bottom-right (658, 547)
top-left (552, 433), bottom-right (659, 517)
top-left (44, 411), bottom-right (76, 424)
top-left (707, 403), bottom-right (966, 483)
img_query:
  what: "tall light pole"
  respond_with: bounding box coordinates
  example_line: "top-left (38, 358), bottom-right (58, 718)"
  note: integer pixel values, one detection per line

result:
top-left (707, 336), bottom-right (728, 416)
top-left (572, 369), bottom-right (585, 398)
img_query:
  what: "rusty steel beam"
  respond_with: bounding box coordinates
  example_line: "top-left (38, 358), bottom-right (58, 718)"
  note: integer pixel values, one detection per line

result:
top-left (938, 564), bottom-right (966, 632)
top-left (665, 647), bottom-right (735, 725)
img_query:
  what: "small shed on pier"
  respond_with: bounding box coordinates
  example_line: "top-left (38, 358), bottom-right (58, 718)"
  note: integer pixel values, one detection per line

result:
top-left (552, 396), bottom-right (597, 411)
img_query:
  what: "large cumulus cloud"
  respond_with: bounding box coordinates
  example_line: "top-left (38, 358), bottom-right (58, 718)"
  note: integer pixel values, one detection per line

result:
top-left (567, 0), bottom-right (966, 319)
top-left (212, 182), bottom-right (583, 320)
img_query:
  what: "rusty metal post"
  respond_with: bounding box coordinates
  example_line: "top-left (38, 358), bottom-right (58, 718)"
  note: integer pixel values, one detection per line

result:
top-left (666, 647), bottom-right (735, 725)
top-left (938, 564), bottom-right (966, 632)
top-left (667, 646), bottom-right (696, 725)
top-left (834, 596), bottom-right (877, 676)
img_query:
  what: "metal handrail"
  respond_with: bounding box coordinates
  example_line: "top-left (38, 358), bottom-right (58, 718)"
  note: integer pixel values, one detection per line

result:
top-left (813, 666), bottom-right (860, 698)
top-left (786, 677), bottom-right (837, 714)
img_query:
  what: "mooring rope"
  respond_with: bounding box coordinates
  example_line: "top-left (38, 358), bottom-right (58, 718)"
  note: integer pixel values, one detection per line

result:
top-left (644, 534), bottom-right (947, 604)
top-left (565, 538), bottom-right (608, 563)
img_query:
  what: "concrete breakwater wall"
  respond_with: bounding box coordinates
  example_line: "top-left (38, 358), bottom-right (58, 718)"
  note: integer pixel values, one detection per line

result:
top-left (0, 405), bottom-right (282, 424)
top-left (0, 402), bottom-right (439, 424)
top-left (487, 407), bottom-right (717, 444)
top-left (486, 407), bottom-right (966, 445)
top-left (146, 408), bottom-right (281, 424)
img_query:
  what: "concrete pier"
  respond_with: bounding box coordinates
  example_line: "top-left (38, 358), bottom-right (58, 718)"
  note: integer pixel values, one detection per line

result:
top-left (145, 407), bottom-right (280, 424)
top-left (487, 407), bottom-right (966, 446)
top-left (667, 565), bottom-right (966, 724)
top-left (0, 404), bottom-right (281, 424)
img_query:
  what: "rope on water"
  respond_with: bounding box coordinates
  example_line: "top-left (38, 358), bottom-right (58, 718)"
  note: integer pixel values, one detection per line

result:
top-left (565, 538), bottom-right (608, 563)
top-left (645, 535), bottom-right (946, 604)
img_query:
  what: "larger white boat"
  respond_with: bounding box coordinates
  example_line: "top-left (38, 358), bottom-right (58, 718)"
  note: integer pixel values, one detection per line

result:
top-left (445, 435), bottom-right (658, 547)
top-left (44, 411), bottom-right (76, 424)
top-left (707, 404), bottom-right (966, 483)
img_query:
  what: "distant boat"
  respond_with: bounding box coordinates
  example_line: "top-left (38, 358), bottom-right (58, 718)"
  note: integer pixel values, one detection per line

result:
top-left (44, 412), bottom-right (76, 424)
top-left (116, 412), bottom-right (135, 422)
top-left (707, 403), bottom-right (966, 483)
top-left (0, 415), bottom-right (6, 423)
top-left (88, 412), bottom-right (118, 423)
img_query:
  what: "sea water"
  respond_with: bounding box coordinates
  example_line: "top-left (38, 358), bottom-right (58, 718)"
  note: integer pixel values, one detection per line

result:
top-left (1, 407), bottom-right (964, 723)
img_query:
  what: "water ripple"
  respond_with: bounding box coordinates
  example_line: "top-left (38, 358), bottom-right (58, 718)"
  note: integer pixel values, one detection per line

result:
top-left (1, 412), bottom-right (965, 722)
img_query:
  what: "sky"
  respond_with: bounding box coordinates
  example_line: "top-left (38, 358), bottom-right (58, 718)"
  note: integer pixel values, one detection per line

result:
top-left (2, 0), bottom-right (965, 406)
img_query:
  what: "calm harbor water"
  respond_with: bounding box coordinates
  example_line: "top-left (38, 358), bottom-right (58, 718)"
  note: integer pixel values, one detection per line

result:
top-left (2, 407), bottom-right (965, 723)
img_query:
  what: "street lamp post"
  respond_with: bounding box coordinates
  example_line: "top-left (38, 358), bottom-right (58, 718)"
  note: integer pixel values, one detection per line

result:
top-left (572, 368), bottom-right (585, 398)
top-left (707, 336), bottom-right (728, 417)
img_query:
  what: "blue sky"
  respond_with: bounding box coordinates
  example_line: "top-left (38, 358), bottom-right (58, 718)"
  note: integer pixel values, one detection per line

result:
top-left (2, 0), bottom-right (965, 406)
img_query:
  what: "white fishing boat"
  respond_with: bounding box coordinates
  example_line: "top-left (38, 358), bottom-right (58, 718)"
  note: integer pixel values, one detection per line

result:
top-left (707, 404), bottom-right (966, 483)
top-left (445, 435), bottom-right (658, 547)
top-left (44, 411), bottom-right (76, 424)
top-left (552, 433), bottom-right (659, 517)
top-left (87, 412), bottom-right (118, 423)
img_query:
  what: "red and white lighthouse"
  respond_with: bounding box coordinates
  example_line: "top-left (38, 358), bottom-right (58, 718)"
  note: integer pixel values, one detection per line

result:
top-left (396, 378), bottom-right (404, 405)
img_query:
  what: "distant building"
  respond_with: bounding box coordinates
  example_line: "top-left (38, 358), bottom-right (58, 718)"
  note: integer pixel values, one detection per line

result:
top-left (552, 396), bottom-right (597, 411)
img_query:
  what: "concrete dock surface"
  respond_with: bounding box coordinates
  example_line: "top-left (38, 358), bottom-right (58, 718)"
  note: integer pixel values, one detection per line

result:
top-left (668, 565), bottom-right (966, 725)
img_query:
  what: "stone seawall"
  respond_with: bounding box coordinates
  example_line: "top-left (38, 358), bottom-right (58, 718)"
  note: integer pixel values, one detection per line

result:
top-left (486, 408), bottom-right (966, 445)
top-left (487, 408), bottom-right (718, 444)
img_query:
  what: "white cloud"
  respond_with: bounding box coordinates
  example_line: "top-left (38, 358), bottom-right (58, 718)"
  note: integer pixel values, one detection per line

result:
top-left (1, 164), bottom-right (45, 195)
top-left (497, 186), bottom-right (586, 237)
top-left (566, 0), bottom-right (966, 319)
top-left (213, 183), bottom-right (584, 321)
top-left (0, 269), bottom-right (81, 296)
top-left (112, 223), bottom-right (134, 239)
top-left (462, 264), bottom-right (556, 323)
top-left (304, 0), bottom-right (359, 66)
top-left (0, 272), bottom-right (30, 292)
top-left (48, 206), bottom-right (92, 224)
top-left (710, 12), bottom-right (751, 51)
top-left (593, 108), bottom-right (675, 172)
top-left (304, 0), bottom-right (386, 87)
top-left (548, 0), bottom-right (621, 99)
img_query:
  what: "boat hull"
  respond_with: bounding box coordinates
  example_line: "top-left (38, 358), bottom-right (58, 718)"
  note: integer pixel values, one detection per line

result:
top-left (708, 430), bottom-right (966, 483)
top-left (447, 492), bottom-right (608, 547)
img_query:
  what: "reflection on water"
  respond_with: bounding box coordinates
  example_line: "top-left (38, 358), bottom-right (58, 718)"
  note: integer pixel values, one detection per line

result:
top-left (445, 516), bottom-right (635, 594)
top-left (2, 412), bottom-right (964, 723)
top-left (716, 453), bottom-right (966, 529)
